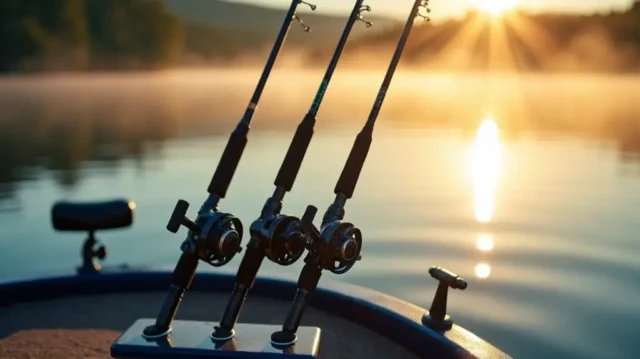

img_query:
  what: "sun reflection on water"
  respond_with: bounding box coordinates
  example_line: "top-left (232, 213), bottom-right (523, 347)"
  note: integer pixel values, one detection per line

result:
top-left (471, 118), bottom-right (503, 223)
top-left (475, 263), bottom-right (492, 279)
top-left (470, 118), bottom-right (503, 280)
top-left (476, 234), bottom-right (495, 252)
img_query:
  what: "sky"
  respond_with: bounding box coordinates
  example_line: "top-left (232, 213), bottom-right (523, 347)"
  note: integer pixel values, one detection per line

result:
top-left (226, 0), bottom-right (636, 20)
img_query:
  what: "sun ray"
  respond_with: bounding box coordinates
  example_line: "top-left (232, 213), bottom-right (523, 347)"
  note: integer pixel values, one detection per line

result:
top-left (477, 10), bottom-right (534, 134)
top-left (503, 13), bottom-right (559, 69)
top-left (487, 14), bottom-right (520, 72)
top-left (427, 15), bottom-right (489, 71)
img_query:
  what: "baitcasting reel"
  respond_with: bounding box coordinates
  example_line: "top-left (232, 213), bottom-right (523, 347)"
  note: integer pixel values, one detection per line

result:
top-left (250, 214), bottom-right (306, 266)
top-left (167, 199), bottom-right (243, 267)
top-left (299, 205), bottom-right (362, 274)
top-left (293, 1), bottom-right (317, 32)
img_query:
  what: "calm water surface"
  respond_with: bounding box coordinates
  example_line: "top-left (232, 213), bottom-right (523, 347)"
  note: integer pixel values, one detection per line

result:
top-left (0, 70), bottom-right (639, 359)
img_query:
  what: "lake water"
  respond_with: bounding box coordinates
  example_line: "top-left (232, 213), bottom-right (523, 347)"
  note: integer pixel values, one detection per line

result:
top-left (0, 69), bottom-right (639, 359)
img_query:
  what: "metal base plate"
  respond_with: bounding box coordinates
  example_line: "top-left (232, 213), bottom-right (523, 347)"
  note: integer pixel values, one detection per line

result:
top-left (111, 319), bottom-right (321, 359)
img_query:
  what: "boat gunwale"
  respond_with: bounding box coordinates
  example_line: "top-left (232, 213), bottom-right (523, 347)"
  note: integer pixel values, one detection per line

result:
top-left (0, 267), bottom-right (511, 359)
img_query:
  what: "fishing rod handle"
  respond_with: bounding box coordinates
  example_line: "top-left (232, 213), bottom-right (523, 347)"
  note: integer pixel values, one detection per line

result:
top-left (270, 261), bottom-right (323, 346)
top-left (284, 262), bottom-right (323, 330)
top-left (334, 129), bottom-right (372, 199)
top-left (274, 113), bottom-right (315, 191)
top-left (212, 244), bottom-right (266, 338)
top-left (143, 252), bottom-right (199, 337)
top-left (207, 125), bottom-right (248, 197)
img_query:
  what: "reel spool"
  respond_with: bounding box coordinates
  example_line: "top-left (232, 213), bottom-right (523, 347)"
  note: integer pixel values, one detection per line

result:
top-left (300, 205), bottom-right (362, 275)
top-left (167, 199), bottom-right (243, 267)
top-left (251, 215), bottom-right (306, 266)
top-left (318, 220), bottom-right (362, 274)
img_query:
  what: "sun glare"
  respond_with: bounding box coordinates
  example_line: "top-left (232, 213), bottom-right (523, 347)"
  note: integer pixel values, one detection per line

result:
top-left (470, 118), bottom-right (503, 223)
top-left (470, 0), bottom-right (519, 16)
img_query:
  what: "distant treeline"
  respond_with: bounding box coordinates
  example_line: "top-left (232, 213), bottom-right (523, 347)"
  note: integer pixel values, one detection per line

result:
top-left (2, 0), bottom-right (640, 72)
top-left (0, 0), bottom-right (392, 72)
top-left (0, 0), bottom-right (249, 72)
top-left (0, 0), bottom-right (182, 71)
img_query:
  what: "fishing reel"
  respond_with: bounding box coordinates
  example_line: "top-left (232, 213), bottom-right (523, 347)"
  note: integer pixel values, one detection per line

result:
top-left (417, 0), bottom-right (432, 22)
top-left (293, 1), bottom-right (317, 32)
top-left (299, 205), bottom-right (362, 274)
top-left (250, 214), bottom-right (306, 266)
top-left (167, 199), bottom-right (243, 267)
top-left (358, 5), bottom-right (374, 28)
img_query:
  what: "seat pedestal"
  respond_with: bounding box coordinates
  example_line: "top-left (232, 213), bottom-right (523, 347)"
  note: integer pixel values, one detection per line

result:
top-left (111, 319), bottom-right (321, 359)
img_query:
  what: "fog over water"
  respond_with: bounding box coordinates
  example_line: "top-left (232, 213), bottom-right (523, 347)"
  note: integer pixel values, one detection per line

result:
top-left (0, 69), bottom-right (639, 359)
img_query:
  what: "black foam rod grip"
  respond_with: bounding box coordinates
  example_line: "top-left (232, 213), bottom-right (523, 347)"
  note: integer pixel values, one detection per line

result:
top-left (334, 129), bottom-right (372, 199)
top-left (297, 262), bottom-right (323, 295)
top-left (172, 252), bottom-right (199, 289)
top-left (207, 126), bottom-right (249, 197)
top-left (274, 113), bottom-right (316, 191)
top-left (235, 244), bottom-right (266, 288)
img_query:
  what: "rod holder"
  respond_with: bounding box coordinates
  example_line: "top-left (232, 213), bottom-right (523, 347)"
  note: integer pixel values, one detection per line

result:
top-left (421, 266), bottom-right (467, 331)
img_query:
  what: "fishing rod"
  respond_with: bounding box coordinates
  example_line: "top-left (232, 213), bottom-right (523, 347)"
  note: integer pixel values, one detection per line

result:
top-left (141, 0), bottom-right (316, 339)
top-left (211, 0), bottom-right (374, 341)
top-left (271, 0), bottom-right (432, 346)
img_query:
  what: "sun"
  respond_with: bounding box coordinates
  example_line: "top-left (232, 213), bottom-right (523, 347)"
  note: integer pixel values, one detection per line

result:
top-left (469, 0), bottom-right (520, 16)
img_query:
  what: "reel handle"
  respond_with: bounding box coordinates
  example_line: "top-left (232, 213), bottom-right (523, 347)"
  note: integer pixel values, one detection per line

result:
top-left (301, 205), bottom-right (318, 228)
top-left (299, 205), bottom-right (321, 246)
top-left (167, 200), bottom-right (201, 234)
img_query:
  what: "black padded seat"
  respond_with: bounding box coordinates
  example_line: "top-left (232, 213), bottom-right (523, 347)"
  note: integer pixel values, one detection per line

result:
top-left (51, 199), bottom-right (135, 232)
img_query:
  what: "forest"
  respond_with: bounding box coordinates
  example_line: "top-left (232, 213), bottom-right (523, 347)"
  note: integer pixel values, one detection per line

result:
top-left (1, 0), bottom-right (640, 72)
top-left (0, 0), bottom-right (184, 71)
top-left (0, 0), bottom-right (391, 72)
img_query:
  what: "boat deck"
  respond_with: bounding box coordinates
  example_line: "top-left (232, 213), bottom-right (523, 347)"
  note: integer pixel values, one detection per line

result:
top-left (0, 291), bottom-right (420, 359)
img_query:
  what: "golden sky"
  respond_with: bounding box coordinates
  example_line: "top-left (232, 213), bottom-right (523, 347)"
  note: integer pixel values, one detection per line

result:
top-left (229, 0), bottom-right (635, 20)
